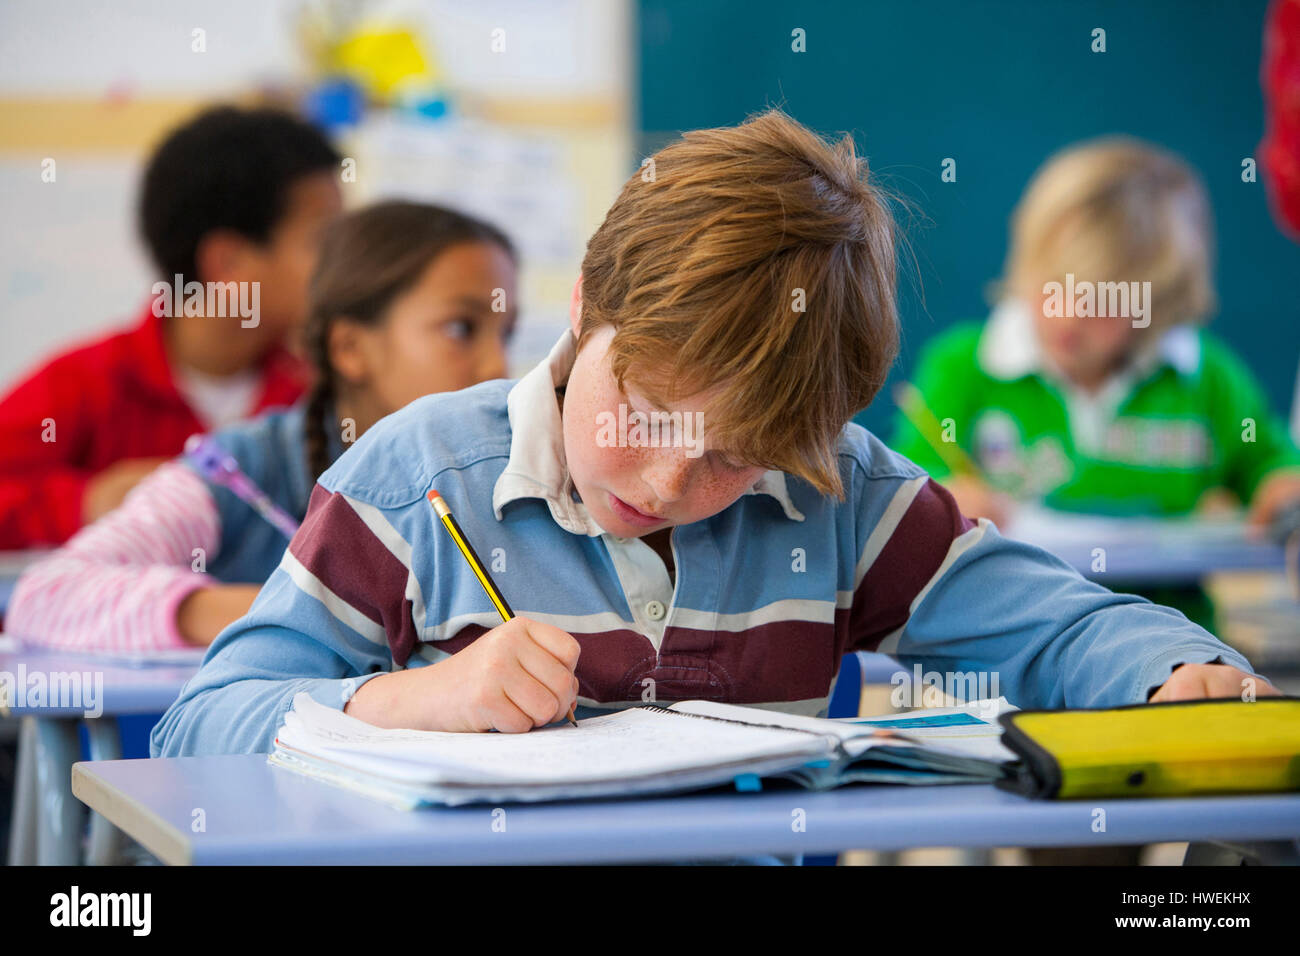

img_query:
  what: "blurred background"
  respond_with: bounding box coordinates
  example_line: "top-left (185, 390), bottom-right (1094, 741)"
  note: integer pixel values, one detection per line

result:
top-left (0, 0), bottom-right (1297, 869)
top-left (641, 0), bottom-right (1299, 439)
top-left (2, 0), bottom-right (1295, 437)
top-left (0, 0), bottom-right (632, 382)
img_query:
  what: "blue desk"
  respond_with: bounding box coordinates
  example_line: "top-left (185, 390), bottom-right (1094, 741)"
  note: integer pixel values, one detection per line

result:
top-left (1002, 513), bottom-right (1286, 585)
top-left (0, 577), bottom-right (18, 618)
top-left (71, 753), bottom-right (1300, 865)
top-left (0, 645), bottom-right (200, 865)
top-left (1044, 540), bottom-right (1285, 585)
top-left (2, 647), bottom-right (897, 866)
top-left (0, 648), bottom-right (203, 717)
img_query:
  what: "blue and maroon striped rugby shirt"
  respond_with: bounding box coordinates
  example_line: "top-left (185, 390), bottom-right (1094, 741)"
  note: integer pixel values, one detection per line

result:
top-left (152, 330), bottom-right (1257, 756)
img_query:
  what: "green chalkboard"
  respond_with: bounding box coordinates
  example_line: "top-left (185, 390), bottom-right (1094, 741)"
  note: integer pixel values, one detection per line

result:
top-left (637, 0), bottom-right (1299, 438)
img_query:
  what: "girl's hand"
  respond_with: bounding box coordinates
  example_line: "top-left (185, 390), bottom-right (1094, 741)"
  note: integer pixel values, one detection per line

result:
top-left (176, 583), bottom-right (262, 645)
top-left (344, 616), bottom-right (581, 733)
top-left (1149, 662), bottom-right (1280, 703)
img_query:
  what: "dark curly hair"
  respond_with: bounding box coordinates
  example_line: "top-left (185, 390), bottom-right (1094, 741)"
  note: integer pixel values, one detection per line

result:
top-left (139, 105), bottom-right (341, 283)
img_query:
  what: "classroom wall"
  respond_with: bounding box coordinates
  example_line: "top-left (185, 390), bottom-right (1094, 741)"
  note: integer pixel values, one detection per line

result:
top-left (637, 0), bottom-right (1300, 439)
top-left (0, 0), bottom-right (631, 386)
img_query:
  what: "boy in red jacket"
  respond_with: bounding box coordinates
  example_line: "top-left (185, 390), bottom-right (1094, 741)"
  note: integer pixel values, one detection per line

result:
top-left (0, 106), bottom-right (342, 548)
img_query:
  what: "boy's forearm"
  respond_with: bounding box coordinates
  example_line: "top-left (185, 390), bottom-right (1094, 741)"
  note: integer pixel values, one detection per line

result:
top-left (151, 657), bottom-right (383, 757)
top-left (151, 592), bottom-right (390, 756)
top-left (152, 676), bottom-right (302, 756)
top-left (891, 526), bottom-right (1260, 709)
top-left (1092, 604), bottom-right (1251, 706)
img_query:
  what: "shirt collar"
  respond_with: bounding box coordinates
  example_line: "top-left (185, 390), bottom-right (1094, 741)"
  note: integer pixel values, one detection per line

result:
top-left (976, 298), bottom-right (1201, 384)
top-left (492, 329), bottom-right (805, 538)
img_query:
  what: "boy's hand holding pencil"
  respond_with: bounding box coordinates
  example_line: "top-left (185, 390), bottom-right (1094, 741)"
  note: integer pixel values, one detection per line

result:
top-left (344, 615), bottom-right (582, 733)
top-left (344, 489), bottom-right (582, 733)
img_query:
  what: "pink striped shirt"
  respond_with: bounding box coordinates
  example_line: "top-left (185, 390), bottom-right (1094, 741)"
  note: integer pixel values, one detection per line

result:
top-left (7, 462), bottom-right (220, 651)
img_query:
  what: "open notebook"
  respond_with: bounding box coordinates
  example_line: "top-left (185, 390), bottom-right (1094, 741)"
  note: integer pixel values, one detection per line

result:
top-left (269, 693), bottom-right (1018, 808)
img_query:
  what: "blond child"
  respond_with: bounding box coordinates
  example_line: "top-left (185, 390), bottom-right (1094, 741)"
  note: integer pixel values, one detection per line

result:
top-left (893, 138), bottom-right (1300, 629)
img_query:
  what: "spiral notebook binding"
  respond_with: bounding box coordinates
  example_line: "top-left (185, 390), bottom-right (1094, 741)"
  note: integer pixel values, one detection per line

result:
top-left (638, 703), bottom-right (850, 758)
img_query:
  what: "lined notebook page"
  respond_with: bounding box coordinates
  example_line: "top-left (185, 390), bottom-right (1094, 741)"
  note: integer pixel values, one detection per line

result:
top-left (669, 699), bottom-right (873, 740)
top-left (670, 698), bottom-right (1017, 762)
top-left (279, 693), bottom-right (830, 786)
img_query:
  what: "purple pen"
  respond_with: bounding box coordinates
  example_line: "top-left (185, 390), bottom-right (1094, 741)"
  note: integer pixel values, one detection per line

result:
top-left (183, 434), bottom-right (301, 540)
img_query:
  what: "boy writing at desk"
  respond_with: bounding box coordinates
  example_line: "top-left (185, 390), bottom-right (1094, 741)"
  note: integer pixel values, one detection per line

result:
top-left (891, 138), bottom-right (1300, 632)
top-left (154, 112), bottom-right (1275, 757)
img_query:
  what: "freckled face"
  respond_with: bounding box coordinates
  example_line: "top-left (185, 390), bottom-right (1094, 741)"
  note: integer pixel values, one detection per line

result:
top-left (562, 325), bottom-right (767, 538)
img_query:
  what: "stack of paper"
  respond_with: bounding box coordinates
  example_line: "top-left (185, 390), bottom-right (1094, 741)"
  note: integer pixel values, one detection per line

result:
top-left (270, 694), bottom-right (1017, 808)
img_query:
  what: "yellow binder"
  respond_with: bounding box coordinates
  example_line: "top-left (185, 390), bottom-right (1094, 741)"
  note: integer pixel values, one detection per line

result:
top-left (996, 697), bottom-right (1300, 799)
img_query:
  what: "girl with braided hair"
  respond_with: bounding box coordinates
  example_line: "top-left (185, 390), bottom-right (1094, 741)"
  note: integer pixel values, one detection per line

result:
top-left (9, 201), bottom-right (517, 650)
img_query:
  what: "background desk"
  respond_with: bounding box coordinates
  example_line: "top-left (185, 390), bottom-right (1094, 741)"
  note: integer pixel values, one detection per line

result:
top-left (1002, 513), bottom-right (1287, 585)
top-left (73, 753), bottom-right (1300, 865)
top-left (0, 645), bottom-right (200, 865)
top-left (1037, 539), bottom-right (1285, 585)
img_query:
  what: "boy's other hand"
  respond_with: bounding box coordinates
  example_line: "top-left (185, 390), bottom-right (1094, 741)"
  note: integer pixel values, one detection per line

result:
top-left (176, 583), bottom-right (261, 645)
top-left (943, 475), bottom-right (1015, 528)
top-left (82, 457), bottom-right (169, 522)
top-left (1149, 662), bottom-right (1280, 703)
top-left (1245, 468), bottom-right (1300, 531)
top-left (345, 616), bottom-right (581, 733)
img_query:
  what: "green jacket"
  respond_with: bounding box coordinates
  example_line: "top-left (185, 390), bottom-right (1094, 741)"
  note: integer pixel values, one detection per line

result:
top-left (890, 305), bottom-right (1300, 631)
top-left (892, 316), bottom-right (1300, 514)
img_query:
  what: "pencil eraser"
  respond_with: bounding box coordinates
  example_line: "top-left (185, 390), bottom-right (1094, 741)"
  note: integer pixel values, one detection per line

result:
top-left (427, 489), bottom-right (441, 503)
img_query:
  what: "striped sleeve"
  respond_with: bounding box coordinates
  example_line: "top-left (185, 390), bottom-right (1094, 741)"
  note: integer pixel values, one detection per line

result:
top-left (6, 461), bottom-right (219, 651)
top-left (846, 476), bottom-right (980, 652)
top-left (847, 472), bottom-right (1259, 708)
top-left (150, 481), bottom-right (412, 756)
top-left (283, 484), bottom-right (424, 664)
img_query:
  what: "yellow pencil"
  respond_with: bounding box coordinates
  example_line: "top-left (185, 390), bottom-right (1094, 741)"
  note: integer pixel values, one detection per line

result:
top-left (427, 489), bottom-right (578, 727)
top-left (892, 382), bottom-right (984, 479)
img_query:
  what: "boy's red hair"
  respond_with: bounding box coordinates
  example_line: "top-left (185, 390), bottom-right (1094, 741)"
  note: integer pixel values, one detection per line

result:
top-left (579, 109), bottom-right (898, 499)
